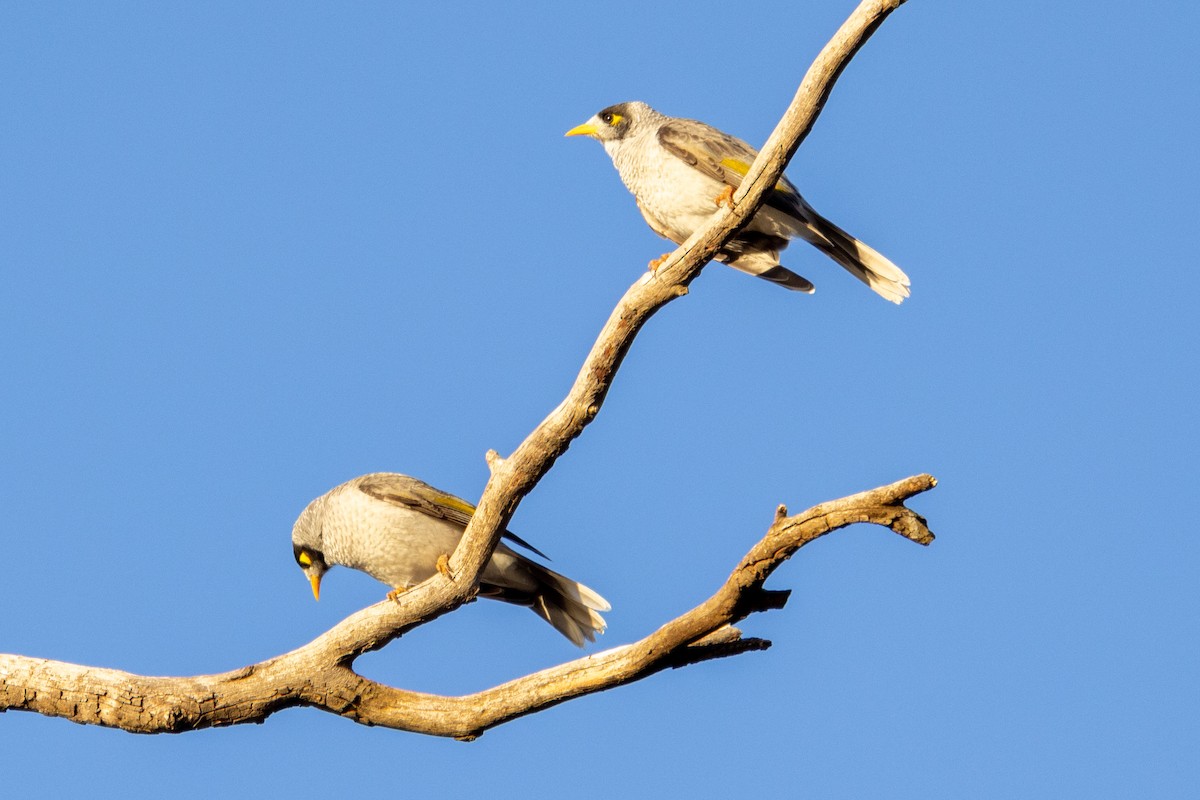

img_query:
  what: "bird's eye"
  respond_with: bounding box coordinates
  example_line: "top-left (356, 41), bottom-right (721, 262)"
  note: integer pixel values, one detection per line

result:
top-left (600, 112), bottom-right (613, 124)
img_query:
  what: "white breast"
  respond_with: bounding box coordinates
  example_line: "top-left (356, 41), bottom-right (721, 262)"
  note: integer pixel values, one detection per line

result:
top-left (322, 489), bottom-right (464, 588)
top-left (605, 132), bottom-right (726, 244)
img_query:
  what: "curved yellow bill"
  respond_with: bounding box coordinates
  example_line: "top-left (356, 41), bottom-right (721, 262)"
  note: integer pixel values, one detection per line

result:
top-left (565, 122), bottom-right (598, 138)
top-left (309, 572), bottom-right (322, 601)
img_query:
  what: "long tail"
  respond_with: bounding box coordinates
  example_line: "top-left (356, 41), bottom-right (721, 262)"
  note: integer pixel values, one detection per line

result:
top-left (485, 564), bottom-right (611, 647)
top-left (799, 210), bottom-right (911, 304)
top-left (530, 566), bottom-right (610, 646)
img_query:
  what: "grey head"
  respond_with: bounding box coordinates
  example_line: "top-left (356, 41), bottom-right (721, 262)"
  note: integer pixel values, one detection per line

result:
top-left (564, 101), bottom-right (662, 144)
top-left (291, 494), bottom-right (329, 600)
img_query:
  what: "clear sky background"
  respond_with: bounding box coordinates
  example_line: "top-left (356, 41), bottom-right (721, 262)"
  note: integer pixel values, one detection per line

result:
top-left (2, 1), bottom-right (1196, 797)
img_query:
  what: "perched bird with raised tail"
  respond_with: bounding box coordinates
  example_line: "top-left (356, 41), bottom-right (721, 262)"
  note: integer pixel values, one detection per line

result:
top-left (566, 101), bottom-right (910, 303)
top-left (291, 473), bottom-right (609, 646)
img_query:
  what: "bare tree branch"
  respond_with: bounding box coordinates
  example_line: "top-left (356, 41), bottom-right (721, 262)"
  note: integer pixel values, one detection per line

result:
top-left (0, 474), bottom-right (934, 737)
top-left (442, 0), bottom-right (911, 645)
top-left (0, 0), bottom-right (921, 736)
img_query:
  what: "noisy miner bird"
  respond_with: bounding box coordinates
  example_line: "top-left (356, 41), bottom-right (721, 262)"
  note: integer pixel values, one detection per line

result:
top-left (566, 101), bottom-right (911, 303)
top-left (291, 472), bottom-right (609, 646)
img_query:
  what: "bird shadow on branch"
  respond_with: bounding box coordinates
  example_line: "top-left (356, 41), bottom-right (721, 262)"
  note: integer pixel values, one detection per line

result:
top-left (0, 0), bottom-right (924, 738)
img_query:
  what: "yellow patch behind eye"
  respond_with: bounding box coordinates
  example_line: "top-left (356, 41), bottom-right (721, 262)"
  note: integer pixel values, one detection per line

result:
top-left (720, 158), bottom-right (791, 192)
top-left (609, 113), bottom-right (624, 126)
top-left (434, 493), bottom-right (476, 517)
top-left (298, 551), bottom-right (312, 567)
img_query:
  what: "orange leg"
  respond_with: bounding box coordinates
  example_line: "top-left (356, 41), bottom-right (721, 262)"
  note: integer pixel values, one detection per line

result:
top-left (648, 253), bottom-right (672, 272)
top-left (714, 186), bottom-right (735, 209)
top-left (436, 553), bottom-right (454, 580)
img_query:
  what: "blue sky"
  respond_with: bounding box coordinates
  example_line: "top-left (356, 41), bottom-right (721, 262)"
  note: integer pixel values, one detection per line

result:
top-left (2, 1), bottom-right (1197, 797)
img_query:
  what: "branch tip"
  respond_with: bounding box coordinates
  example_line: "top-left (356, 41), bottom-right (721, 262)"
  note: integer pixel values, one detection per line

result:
top-left (690, 625), bottom-right (744, 647)
top-left (743, 588), bottom-right (791, 615)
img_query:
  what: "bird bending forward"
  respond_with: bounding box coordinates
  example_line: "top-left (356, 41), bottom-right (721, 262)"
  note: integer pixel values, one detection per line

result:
top-left (292, 473), bottom-right (609, 646)
top-left (566, 101), bottom-right (911, 303)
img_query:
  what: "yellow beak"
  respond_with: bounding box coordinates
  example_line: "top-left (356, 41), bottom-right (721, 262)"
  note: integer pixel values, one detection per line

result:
top-left (309, 572), bottom-right (322, 601)
top-left (565, 122), bottom-right (598, 138)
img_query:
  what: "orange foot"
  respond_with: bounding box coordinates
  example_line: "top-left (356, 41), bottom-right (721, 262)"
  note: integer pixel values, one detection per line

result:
top-left (436, 553), bottom-right (454, 580)
top-left (648, 253), bottom-right (672, 272)
top-left (387, 586), bottom-right (408, 603)
top-left (714, 186), bottom-right (735, 209)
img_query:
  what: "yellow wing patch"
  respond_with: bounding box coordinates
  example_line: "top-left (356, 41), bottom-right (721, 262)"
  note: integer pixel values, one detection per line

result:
top-left (719, 158), bottom-right (792, 193)
top-left (719, 157), bottom-right (751, 176)
top-left (433, 492), bottom-right (476, 518)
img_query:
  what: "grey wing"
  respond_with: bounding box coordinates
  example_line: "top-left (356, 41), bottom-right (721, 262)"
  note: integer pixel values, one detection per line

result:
top-left (656, 119), bottom-right (759, 188)
top-left (656, 119), bottom-right (813, 225)
top-left (357, 474), bottom-right (475, 526)
top-left (356, 473), bottom-right (548, 559)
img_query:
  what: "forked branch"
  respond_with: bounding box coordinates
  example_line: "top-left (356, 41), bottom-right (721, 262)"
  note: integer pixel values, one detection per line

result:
top-left (447, 0), bottom-right (911, 628)
top-left (0, 474), bottom-right (934, 737)
top-left (0, 0), bottom-right (922, 736)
